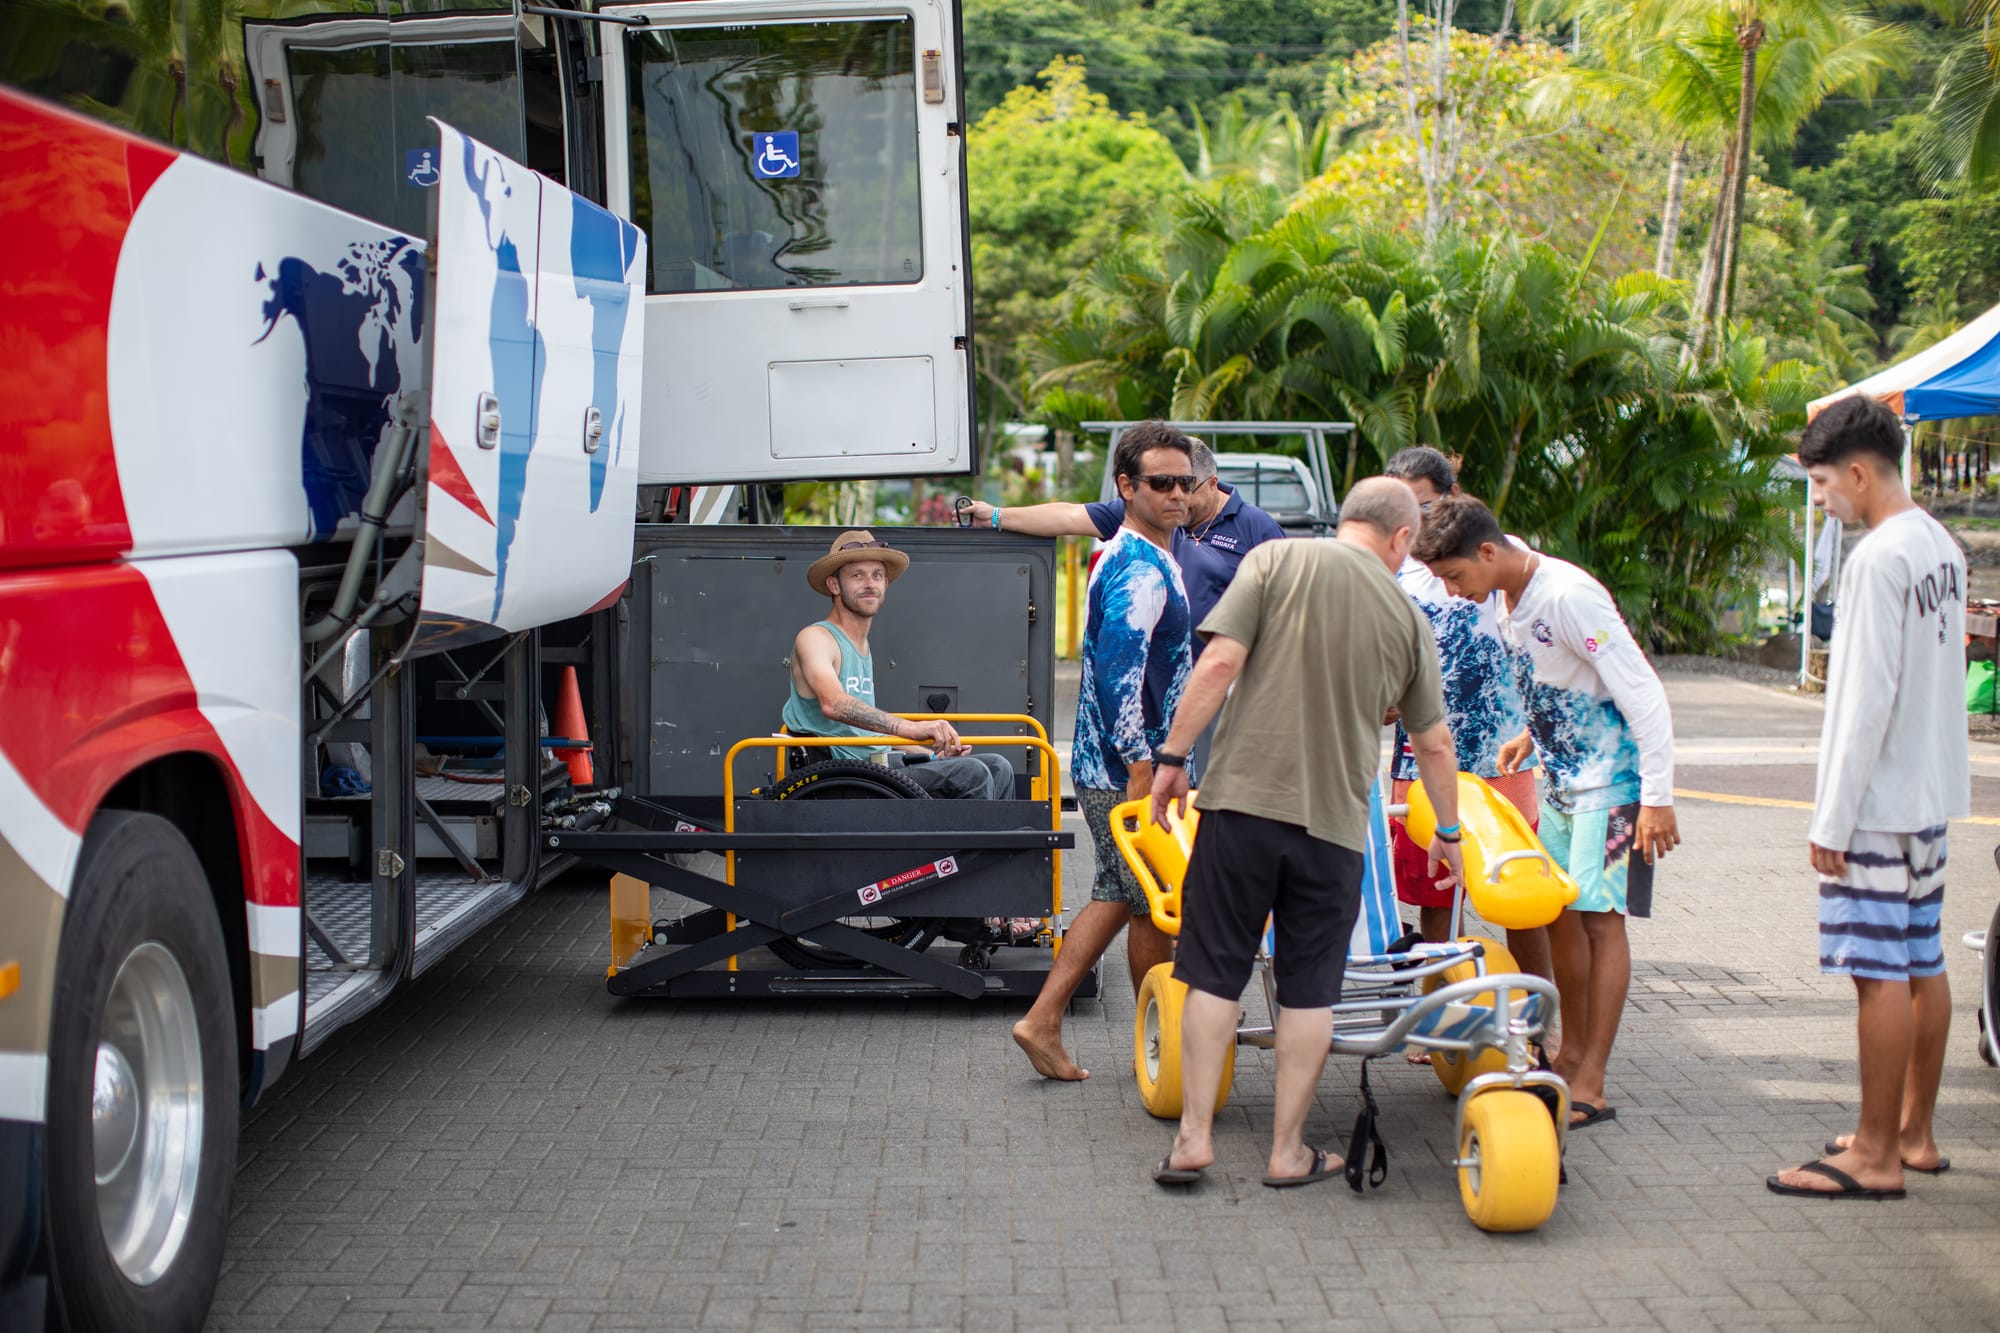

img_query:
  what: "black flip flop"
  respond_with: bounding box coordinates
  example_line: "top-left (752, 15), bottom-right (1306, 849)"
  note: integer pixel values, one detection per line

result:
top-left (1823, 1141), bottom-right (1949, 1174)
top-left (1766, 1160), bottom-right (1906, 1200)
top-left (1152, 1155), bottom-right (1203, 1186)
top-left (1261, 1148), bottom-right (1342, 1189)
top-left (1568, 1101), bottom-right (1617, 1130)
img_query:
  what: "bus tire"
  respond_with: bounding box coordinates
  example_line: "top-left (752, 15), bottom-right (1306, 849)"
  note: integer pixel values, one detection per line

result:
top-left (44, 811), bottom-right (238, 1333)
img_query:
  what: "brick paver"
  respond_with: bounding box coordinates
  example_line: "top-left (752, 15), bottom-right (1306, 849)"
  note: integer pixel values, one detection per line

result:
top-left (212, 676), bottom-right (2000, 1331)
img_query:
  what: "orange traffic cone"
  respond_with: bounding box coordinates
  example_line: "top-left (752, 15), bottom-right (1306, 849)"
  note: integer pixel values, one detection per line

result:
top-left (553, 665), bottom-right (593, 786)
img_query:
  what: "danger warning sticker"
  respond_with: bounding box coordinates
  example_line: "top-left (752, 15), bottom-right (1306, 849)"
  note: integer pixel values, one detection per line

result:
top-left (856, 856), bottom-right (960, 907)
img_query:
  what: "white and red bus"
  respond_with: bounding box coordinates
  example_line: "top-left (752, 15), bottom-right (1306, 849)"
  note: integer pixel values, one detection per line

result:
top-left (0, 2), bottom-right (973, 1326)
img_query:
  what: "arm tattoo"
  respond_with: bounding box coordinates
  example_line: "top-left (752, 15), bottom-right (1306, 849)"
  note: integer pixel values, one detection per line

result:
top-left (824, 694), bottom-right (908, 737)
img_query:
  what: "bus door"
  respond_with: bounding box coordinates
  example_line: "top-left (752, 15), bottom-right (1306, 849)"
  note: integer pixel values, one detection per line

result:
top-left (600, 0), bottom-right (973, 484)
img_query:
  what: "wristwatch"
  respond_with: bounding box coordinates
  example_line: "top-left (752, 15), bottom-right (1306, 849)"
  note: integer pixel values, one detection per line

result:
top-left (1154, 749), bottom-right (1187, 768)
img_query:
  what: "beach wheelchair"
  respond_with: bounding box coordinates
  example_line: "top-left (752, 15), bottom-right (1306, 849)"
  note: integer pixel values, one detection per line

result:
top-left (1112, 775), bottom-right (1576, 1232)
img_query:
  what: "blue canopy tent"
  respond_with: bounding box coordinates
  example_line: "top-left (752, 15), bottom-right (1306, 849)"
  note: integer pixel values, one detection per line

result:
top-left (1799, 299), bottom-right (2000, 683)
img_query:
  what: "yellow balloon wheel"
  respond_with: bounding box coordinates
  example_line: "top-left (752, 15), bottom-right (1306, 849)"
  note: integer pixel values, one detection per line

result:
top-left (1457, 1089), bottom-right (1561, 1232)
top-left (1133, 963), bottom-right (1233, 1120)
top-left (1425, 938), bottom-right (1523, 1094)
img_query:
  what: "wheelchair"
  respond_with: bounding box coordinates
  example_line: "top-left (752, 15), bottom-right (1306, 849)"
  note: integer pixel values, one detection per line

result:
top-left (1111, 775), bottom-right (1574, 1232)
top-left (1967, 844), bottom-right (1999, 1068)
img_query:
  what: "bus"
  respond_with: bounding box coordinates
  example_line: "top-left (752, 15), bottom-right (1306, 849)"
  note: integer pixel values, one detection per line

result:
top-left (0, 1), bottom-right (973, 1326)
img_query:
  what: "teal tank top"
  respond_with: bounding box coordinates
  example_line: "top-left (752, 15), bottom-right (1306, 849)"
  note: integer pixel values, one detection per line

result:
top-left (781, 621), bottom-right (880, 762)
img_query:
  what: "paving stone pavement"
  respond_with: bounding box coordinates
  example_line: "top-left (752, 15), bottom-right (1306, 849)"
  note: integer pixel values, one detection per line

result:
top-left (213, 677), bottom-right (2000, 1331)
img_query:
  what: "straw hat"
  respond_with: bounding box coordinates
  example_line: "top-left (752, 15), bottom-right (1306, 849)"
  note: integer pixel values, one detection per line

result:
top-left (805, 529), bottom-right (910, 593)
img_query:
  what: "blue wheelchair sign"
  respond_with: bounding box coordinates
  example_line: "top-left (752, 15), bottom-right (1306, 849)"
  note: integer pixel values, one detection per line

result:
top-left (405, 147), bottom-right (441, 188)
top-left (751, 131), bottom-right (801, 179)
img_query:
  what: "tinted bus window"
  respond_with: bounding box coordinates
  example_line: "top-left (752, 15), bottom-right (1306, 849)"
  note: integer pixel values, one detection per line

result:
top-left (0, 0), bottom-right (188, 146)
top-left (626, 18), bottom-right (923, 294)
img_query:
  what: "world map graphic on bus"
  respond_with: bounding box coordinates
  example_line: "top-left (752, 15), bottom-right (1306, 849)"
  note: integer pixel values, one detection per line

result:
top-left (255, 238), bottom-right (427, 540)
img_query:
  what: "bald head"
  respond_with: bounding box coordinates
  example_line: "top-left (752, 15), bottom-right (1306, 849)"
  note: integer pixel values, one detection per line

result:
top-left (1336, 476), bottom-right (1420, 571)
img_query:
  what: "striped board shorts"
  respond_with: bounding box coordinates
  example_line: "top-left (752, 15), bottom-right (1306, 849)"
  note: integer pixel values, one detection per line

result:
top-left (1818, 826), bottom-right (1948, 981)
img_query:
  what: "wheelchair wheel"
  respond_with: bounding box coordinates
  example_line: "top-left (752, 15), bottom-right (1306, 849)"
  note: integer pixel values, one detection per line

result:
top-left (1979, 876), bottom-right (1998, 1068)
top-left (1425, 938), bottom-right (1523, 1094)
top-left (761, 760), bottom-right (939, 969)
top-left (1133, 963), bottom-right (1233, 1119)
top-left (1457, 1089), bottom-right (1560, 1233)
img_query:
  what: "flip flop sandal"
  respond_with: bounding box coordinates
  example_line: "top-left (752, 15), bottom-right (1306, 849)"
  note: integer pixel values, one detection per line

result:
top-left (1152, 1155), bottom-right (1203, 1186)
top-left (1261, 1148), bottom-right (1343, 1189)
top-left (1823, 1141), bottom-right (1950, 1174)
top-left (1568, 1101), bottom-right (1617, 1129)
top-left (1767, 1159), bottom-right (1906, 1200)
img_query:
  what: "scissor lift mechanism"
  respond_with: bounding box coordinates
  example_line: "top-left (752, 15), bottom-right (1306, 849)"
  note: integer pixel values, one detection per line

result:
top-left (552, 717), bottom-right (1087, 1000)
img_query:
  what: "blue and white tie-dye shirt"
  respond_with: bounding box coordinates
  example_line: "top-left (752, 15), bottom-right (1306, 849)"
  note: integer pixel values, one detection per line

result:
top-left (1392, 556), bottom-right (1530, 782)
top-left (1073, 528), bottom-right (1194, 791)
top-left (1498, 553), bottom-right (1674, 814)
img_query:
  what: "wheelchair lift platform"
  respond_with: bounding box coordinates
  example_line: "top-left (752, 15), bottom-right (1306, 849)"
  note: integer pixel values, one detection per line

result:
top-left (555, 792), bottom-right (1088, 1000)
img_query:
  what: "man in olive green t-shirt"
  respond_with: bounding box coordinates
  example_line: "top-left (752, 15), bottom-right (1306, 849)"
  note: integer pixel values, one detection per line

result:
top-left (1146, 477), bottom-right (1466, 1189)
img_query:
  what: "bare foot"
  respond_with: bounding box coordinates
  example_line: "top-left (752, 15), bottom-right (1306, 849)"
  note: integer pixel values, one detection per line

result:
top-left (1564, 1075), bottom-right (1608, 1127)
top-left (1771, 1148), bottom-right (1903, 1194)
top-left (1166, 1133), bottom-right (1214, 1174)
top-left (1013, 1018), bottom-right (1088, 1080)
top-left (1829, 1132), bottom-right (1945, 1172)
top-left (1265, 1140), bottom-right (1343, 1183)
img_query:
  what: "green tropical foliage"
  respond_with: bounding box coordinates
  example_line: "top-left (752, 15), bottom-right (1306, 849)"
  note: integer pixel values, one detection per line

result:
top-left (943, 0), bottom-right (1998, 651)
top-left (1029, 187), bottom-right (1806, 649)
top-left (967, 60), bottom-right (1188, 420)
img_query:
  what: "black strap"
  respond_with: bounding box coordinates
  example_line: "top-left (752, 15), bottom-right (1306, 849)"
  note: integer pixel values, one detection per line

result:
top-left (1345, 1059), bottom-right (1390, 1193)
top-left (1384, 926), bottom-right (1426, 964)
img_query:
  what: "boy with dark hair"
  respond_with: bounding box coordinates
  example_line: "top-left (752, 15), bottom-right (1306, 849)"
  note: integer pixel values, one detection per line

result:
top-left (1414, 494), bottom-right (1678, 1129)
top-left (1014, 421), bottom-right (1198, 1081)
top-left (1380, 448), bottom-right (1546, 984)
top-left (1768, 395), bottom-right (1968, 1200)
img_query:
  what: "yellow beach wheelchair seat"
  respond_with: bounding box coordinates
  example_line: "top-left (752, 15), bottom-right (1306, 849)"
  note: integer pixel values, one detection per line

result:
top-left (1109, 778), bottom-right (1571, 1233)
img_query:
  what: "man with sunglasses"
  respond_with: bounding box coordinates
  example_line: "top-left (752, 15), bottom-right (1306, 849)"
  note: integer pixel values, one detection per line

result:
top-left (782, 530), bottom-right (1015, 800)
top-left (963, 440), bottom-right (1287, 634)
top-left (1013, 423), bottom-right (1202, 1081)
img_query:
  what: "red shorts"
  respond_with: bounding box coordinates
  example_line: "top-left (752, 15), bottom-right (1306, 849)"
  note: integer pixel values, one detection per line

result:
top-left (1390, 769), bottom-right (1539, 909)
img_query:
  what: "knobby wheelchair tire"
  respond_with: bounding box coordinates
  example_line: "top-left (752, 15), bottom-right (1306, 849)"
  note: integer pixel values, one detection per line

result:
top-left (761, 759), bottom-right (940, 969)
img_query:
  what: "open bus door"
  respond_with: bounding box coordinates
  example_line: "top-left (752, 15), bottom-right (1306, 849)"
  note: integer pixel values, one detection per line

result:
top-left (599, 0), bottom-right (974, 485)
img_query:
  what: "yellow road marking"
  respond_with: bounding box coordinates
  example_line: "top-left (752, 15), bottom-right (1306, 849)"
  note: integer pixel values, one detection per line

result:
top-left (1675, 788), bottom-right (2000, 827)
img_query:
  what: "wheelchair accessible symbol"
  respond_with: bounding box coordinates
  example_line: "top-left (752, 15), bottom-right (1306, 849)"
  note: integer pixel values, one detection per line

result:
top-left (405, 148), bottom-right (440, 188)
top-left (751, 131), bottom-right (801, 179)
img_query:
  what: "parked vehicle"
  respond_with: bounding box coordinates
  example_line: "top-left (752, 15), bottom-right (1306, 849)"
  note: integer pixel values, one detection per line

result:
top-left (1212, 452), bottom-right (1325, 531)
top-left (0, 2), bottom-right (973, 1326)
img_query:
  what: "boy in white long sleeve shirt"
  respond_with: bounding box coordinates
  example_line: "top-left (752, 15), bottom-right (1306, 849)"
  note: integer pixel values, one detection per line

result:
top-left (1769, 396), bottom-right (1968, 1201)
top-left (1416, 495), bottom-right (1679, 1130)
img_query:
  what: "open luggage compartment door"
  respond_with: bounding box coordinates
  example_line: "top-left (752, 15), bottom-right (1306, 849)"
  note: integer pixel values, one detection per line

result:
top-left (418, 120), bottom-right (648, 643)
top-left (601, 0), bottom-right (973, 484)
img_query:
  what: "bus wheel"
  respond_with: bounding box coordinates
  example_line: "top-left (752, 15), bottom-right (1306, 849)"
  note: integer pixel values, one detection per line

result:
top-left (44, 811), bottom-right (238, 1333)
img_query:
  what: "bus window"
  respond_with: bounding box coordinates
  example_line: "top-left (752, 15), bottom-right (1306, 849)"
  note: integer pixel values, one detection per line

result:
top-left (0, 0), bottom-right (189, 147)
top-left (625, 17), bottom-right (923, 294)
top-left (237, 5), bottom-right (525, 235)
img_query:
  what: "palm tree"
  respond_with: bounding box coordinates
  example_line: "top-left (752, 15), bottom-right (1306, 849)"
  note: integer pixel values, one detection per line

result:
top-left (1533, 0), bottom-right (1907, 358)
top-left (1032, 190), bottom-right (1806, 648)
top-left (1924, 0), bottom-right (2000, 185)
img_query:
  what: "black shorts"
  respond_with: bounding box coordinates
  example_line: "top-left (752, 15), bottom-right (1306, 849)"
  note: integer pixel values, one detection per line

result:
top-left (1172, 808), bottom-right (1364, 1010)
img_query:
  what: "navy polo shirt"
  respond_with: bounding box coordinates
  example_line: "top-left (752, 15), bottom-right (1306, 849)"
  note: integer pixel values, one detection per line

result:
top-left (1085, 482), bottom-right (1288, 628)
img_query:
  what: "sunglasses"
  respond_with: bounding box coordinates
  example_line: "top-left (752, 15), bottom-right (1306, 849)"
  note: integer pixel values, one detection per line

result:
top-left (1132, 473), bottom-right (1198, 494)
top-left (837, 539), bottom-right (891, 552)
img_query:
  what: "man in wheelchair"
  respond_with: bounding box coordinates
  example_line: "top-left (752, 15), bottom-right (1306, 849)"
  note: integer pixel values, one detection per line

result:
top-left (780, 529), bottom-right (1015, 800)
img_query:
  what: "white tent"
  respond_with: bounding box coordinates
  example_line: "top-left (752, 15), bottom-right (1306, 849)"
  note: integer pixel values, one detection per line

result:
top-left (1808, 298), bottom-right (2000, 423)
